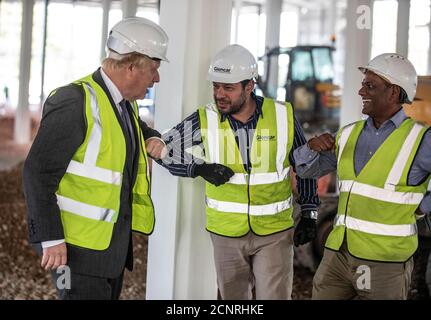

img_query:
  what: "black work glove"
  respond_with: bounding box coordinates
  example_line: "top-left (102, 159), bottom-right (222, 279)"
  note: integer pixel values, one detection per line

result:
top-left (194, 163), bottom-right (234, 186)
top-left (293, 216), bottom-right (317, 247)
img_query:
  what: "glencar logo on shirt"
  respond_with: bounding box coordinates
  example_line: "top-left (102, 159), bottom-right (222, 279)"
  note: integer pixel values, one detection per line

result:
top-left (257, 135), bottom-right (275, 141)
top-left (214, 66), bottom-right (231, 74)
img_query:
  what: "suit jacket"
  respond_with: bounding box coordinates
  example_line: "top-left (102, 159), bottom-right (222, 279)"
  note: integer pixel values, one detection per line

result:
top-left (23, 69), bottom-right (159, 278)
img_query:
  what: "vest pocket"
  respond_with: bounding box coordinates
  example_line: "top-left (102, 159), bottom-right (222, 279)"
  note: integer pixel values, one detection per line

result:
top-left (131, 194), bottom-right (154, 234)
top-left (60, 211), bottom-right (115, 250)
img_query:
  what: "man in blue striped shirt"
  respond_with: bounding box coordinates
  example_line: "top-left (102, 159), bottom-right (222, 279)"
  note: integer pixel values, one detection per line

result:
top-left (155, 45), bottom-right (319, 300)
top-left (294, 53), bottom-right (431, 300)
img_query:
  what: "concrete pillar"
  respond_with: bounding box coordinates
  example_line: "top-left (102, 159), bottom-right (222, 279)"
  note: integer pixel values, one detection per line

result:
top-left (14, 0), bottom-right (34, 144)
top-left (100, 0), bottom-right (111, 61)
top-left (122, 0), bottom-right (137, 18)
top-left (340, 0), bottom-right (373, 127)
top-left (264, 0), bottom-right (282, 98)
top-left (328, 0), bottom-right (338, 42)
top-left (428, 7), bottom-right (431, 74)
top-left (319, 5), bottom-right (326, 42)
top-left (396, 0), bottom-right (410, 57)
top-left (233, 0), bottom-right (242, 43)
top-left (146, 0), bottom-right (232, 300)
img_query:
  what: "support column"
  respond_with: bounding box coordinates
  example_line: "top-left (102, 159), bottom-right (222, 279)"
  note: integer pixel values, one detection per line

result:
top-left (340, 0), bottom-right (373, 127)
top-left (233, 0), bottom-right (242, 43)
top-left (396, 0), bottom-right (410, 57)
top-left (122, 0), bottom-right (137, 18)
top-left (264, 0), bottom-right (282, 99)
top-left (39, 0), bottom-right (48, 108)
top-left (428, 7), bottom-right (431, 74)
top-left (14, 0), bottom-right (34, 144)
top-left (101, 0), bottom-right (111, 61)
top-left (328, 0), bottom-right (337, 41)
top-left (147, 0), bottom-right (232, 300)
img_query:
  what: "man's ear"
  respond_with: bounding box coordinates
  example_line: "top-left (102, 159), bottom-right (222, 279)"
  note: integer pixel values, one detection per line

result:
top-left (246, 80), bottom-right (255, 94)
top-left (390, 85), bottom-right (401, 104)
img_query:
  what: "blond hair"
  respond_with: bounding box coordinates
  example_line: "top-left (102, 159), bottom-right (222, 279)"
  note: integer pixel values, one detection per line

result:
top-left (102, 51), bottom-right (153, 71)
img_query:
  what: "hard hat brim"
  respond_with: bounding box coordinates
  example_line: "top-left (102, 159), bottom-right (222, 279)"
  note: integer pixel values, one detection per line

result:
top-left (358, 66), bottom-right (392, 84)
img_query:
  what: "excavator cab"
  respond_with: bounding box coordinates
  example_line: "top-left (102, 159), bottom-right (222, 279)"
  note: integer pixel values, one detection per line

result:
top-left (257, 45), bottom-right (341, 134)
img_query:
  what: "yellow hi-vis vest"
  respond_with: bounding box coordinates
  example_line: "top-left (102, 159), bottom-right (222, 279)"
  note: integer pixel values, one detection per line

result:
top-left (54, 73), bottom-right (154, 250)
top-left (197, 98), bottom-right (295, 237)
top-left (326, 118), bottom-right (430, 262)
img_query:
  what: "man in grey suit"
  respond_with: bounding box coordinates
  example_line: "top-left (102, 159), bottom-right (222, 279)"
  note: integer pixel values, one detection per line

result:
top-left (23, 17), bottom-right (233, 300)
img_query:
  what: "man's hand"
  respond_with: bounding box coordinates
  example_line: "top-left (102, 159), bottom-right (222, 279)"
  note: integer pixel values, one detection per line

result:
top-left (194, 163), bottom-right (234, 186)
top-left (293, 217), bottom-right (317, 247)
top-left (145, 137), bottom-right (168, 160)
top-left (41, 242), bottom-right (67, 271)
top-left (308, 133), bottom-right (335, 153)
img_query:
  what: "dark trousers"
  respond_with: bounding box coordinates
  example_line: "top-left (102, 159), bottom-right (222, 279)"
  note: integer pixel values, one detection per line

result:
top-left (51, 270), bottom-right (125, 300)
top-left (312, 243), bottom-right (413, 300)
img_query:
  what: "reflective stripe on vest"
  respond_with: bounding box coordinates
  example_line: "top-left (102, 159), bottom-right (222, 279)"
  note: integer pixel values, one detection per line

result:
top-left (67, 160), bottom-right (122, 185)
top-left (84, 83), bottom-right (102, 165)
top-left (337, 123), bottom-right (355, 164)
top-left (334, 214), bottom-right (417, 237)
top-left (206, 196), bottom-right (292, 215)
top-left (385, 123), bottom-right (425, 189)
top-left (57, 195), bottom-right (116, 222)
top-left (275, 101), bottom-right (288, 175)
top-left (228, 167), bottom-right (290, 185)
top-left (338, 180), bottom-right (424, 205)
top-left (206, 104), bottom-right (220, 164)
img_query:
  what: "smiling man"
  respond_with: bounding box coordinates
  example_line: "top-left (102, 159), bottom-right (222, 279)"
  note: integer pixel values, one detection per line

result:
top-left (157, 44), bottom-right (319, 300)
top-left (293, 53), bottom-right (431, 300)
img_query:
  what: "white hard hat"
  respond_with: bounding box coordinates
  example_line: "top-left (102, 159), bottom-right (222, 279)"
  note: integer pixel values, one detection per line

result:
top-left (358, 53), bottom-right (417, 103)
top-left (207, 44), bottom-right (258, 83)
top-left (106, 17), bottom-right (169, 62)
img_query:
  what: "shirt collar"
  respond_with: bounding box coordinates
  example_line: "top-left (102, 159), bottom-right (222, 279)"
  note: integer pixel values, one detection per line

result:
top-left (220, 92), bottom-right (263, 122)
top-left (365, 107), bottom-right (407, 129)
top-left (100, 68), bottom-right (123, 105)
